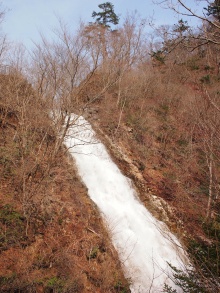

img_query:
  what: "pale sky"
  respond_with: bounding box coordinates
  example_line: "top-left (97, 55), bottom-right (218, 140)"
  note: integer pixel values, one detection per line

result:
top-left (1, 0), bottom-right (205, 49)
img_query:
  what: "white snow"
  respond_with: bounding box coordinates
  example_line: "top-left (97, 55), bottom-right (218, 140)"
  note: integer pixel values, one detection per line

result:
top-left (64, 115), bottom-right (188, 293)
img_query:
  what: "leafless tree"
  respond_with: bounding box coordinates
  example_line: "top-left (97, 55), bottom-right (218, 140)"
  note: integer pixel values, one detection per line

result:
top-left (155, 0), bottom-right (220, 44)
top-left (193, 87), bottom-right (220, 220)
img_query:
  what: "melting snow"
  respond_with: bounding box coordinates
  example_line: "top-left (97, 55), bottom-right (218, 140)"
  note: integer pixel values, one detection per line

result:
top-left (64, 115), bottom-right (188, 293)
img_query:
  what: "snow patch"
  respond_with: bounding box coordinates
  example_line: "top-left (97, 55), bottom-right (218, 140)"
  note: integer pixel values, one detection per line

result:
top-left (64, 115), bottom-right (189, 293)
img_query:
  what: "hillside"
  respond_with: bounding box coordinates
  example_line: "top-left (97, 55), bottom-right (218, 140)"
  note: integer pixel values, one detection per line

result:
top-left (0, 73), bottom-right (129, 292)
top-left (79, 52), bottom-right (220, 291)
top-left (0, 2), bottom-right (220, 291)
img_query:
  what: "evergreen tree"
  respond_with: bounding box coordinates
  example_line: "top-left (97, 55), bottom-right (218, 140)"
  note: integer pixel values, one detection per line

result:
top-left (92, 2), bottom-right (119, 27)
top-left (205, 0), bottom-right (220, 22)
top-left (173, 19), bottom-right (189, 35)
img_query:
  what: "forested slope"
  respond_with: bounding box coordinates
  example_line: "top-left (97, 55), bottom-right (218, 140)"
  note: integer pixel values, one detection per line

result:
top-left (0, 73), bottom-right (129, 292)
top-left (0, 0), bottom-right (220, 291)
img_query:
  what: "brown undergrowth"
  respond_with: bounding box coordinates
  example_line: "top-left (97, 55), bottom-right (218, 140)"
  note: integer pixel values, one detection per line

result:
top-left (81, 62), bottom-right (220, 290)
top-left (82, 65), bottom-right (219, 240)
top-left (0, 73), bottom-right (130, 292)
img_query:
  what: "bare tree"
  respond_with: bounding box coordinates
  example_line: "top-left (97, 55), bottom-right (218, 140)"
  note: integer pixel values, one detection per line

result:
top-left (155, 0), bottom-right (220, 44)
top-left (193, 88), bottom-right (220, 220)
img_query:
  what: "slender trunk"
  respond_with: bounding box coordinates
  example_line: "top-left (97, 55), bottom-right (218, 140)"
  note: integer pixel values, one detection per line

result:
top-left (206, 133), bottom-right (214, 220)
top-left (115, 98), bottom-right (126, 136)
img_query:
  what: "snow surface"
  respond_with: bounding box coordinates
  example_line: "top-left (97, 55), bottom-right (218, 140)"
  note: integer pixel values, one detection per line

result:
top-left (64, 115), bottom-right (188, 293)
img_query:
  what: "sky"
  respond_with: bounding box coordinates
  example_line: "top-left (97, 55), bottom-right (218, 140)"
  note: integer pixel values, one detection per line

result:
top-left (1, 0), bottom-right (205, 49)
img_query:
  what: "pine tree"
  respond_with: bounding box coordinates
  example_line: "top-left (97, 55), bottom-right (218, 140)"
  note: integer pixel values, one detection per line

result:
top-left (92, 2), bottom-right (119, 28)
top-left (205, 0), bottom-right (220, 22)
top-left (173, 19), bottom-right (189, 35)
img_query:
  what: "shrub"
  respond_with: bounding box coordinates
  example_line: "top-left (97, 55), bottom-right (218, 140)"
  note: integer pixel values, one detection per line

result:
top-left (0, 204), bottom-right (27, 250)
top-left (87, 246), bottom-right (99, 259)
top-left (46, 276), bottom-right (65, 292)
top-left (200, 75), bottom-right (210, 84)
